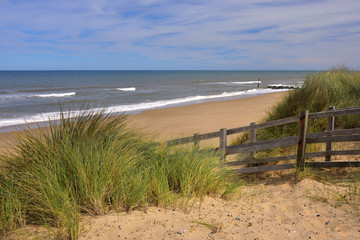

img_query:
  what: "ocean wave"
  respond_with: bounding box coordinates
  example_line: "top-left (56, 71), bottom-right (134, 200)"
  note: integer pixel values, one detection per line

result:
top-left (0, 88), bottom-right (288, 129)
top-left (267, 84), bottom-right (297, 89)
top-left (35, 92), bottom-right (76, 98)
top-left (231, 81), bottom-right (261, 85)
top-left (117, 87), bottom-right (136, 92)
top-left (0, 92), bottom-right (76, 101)
top-left (200, 81), bottom-right (261, 86)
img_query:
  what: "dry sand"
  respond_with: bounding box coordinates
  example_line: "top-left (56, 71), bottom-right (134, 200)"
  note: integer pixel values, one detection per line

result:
top-left (80, 177), bottom-right (360, 240)
top-left (2, 91), bottom-right (360, 240)
top-left (127, 91), bottom-right (286, 141)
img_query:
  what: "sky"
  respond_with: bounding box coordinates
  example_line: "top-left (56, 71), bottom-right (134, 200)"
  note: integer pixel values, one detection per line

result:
top-left (0, 0), bottom-right (360, 70)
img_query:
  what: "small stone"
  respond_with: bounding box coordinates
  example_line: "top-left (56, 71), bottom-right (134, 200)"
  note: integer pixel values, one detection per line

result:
top-left (325, 221), bottom-right (329, 225)
top-left (316, 214), bottom-right (320, 217)
top-left (177, 231), bottom-right (182, 235)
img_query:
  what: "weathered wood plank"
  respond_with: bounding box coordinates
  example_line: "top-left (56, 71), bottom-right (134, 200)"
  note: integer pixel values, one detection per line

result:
top-left (305, 151), bottom-right (327, 158)
top-left (251, 116), bottom-right (300, 130)
top-left (233, 163), bottom-right (295, 174)
top-left (227, 125), bottom-right (252, 135)
top-left (227, 116), bottom-right (299, 135)
top-left (297, 110), bottom-right (309, 172)
top-left (307, 134), bottom-right (360, 143)
top-left (309, 107), bottom-right (360, 119)
top-left (249, 122), bottom-right (256, 160)
top-left (198, 131), bottom-right (220, 140)
top-left (329, 128), bottom-right (360, 135)
top-left (328, 150), bottom-right (360, 156)
top-left (306, 150), bottom-right (360, 158)
top-left (165, 107), bottom-right (360, 146)
top-left (326, 106), bottom-right (335, 162)
top-left (226, 154), bottom-right (297, 166)
top-left (194, 133), bottom-right (200, 150)
top-left (219, 128), bottom-right (227, 162)
top-left (307, 128), bottom-right (360, 138)
top-left (227, 136), bottom-right (298, 154)
top-left (305, 161), bottom-right (360, 168)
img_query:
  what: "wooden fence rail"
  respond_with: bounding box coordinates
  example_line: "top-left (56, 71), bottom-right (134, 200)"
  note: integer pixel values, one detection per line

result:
top-left (163, 106), bottom-right (360, 174)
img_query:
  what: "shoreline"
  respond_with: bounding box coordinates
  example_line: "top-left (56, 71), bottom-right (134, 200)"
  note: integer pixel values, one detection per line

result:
top-left (0, 89), bottom-right (289, 134)
top-left (0, 91), bottom-right (287, 154)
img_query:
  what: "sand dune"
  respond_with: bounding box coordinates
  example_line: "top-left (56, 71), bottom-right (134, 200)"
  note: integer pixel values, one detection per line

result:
top-left (2, 91), bottom-right (360, 240)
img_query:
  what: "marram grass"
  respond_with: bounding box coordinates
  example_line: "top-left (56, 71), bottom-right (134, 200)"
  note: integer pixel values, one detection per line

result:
top-left (265, 67), bottom-right (360, 136)
top-left (0, 108), bottom-right (237, 239)
top-left (232, 67), bottom-right (360, 156)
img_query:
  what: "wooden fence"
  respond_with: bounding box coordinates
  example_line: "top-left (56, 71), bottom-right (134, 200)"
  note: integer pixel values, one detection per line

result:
top-left (163, 106), bottom-right (360, 174)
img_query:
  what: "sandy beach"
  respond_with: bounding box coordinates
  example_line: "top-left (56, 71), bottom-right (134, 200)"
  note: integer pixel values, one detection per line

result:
top-left (0, 92), bottom-right (285, 154)
top-left (128, 91), bottom-right (286, 140)
top-left (2, 91), bottom-right (360, 240)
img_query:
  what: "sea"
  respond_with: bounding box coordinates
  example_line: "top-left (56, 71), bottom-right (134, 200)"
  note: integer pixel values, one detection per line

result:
top-left (0, 70), bottom-right (315, 132)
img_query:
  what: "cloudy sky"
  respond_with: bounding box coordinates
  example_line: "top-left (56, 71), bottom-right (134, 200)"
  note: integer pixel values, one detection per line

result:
top-left (1, 0), bottom-right (359, 70)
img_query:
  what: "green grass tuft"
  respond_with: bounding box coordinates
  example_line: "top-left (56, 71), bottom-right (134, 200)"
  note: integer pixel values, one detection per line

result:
top-left (232, 67), bottom-right (360, 159)
top-left (0, 108), bottom-right (238, 239)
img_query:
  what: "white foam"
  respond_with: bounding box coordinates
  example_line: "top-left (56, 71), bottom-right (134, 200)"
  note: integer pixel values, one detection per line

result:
top-left (117, 87), bottom-right (136, 91)
top-left (267, 84), bottom-right (297, 89)
top-left (0, 88), bottom-right (289, 128)
top-left (0, 92), bottom-right (76, 101)
top-left (231, 81), bottom-right (261, 85)
top-left (202, 81), bottom-right (261, 86)
top-left (35, 92), bottom-right (76, 98)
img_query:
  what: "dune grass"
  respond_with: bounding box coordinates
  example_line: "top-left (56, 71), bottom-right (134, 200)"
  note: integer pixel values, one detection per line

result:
top-left (303, 168), bottom-right (360, 213)
top-left (232, 67), bottom-right (360, 158)
top-left (0, 109), bottom-right (237, 239)
top-left (265, 67), bottom-right (360, 136)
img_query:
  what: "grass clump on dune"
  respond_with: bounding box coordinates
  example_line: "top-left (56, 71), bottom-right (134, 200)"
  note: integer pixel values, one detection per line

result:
top-left (231, 67), bottom-right (360, 162)
top-left (234, 67), bottom-right (360, 147)
top-left (0, 109), bottom-right (237, 239)
top-left (265, 67), bottom-right (360, 135)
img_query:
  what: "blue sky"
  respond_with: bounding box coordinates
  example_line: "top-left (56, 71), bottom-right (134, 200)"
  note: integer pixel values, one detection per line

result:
top-left (0, 0), bottom-right (359, 70)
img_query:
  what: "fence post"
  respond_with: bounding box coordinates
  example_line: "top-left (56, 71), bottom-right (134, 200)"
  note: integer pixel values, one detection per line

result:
top-left (160, 141), bottom-right (168, 148)
top-left (194, 133), bottom-right (200, 150)
top-left (296, 110), bottom-right (309, 173)
top-left (325, 106), bottom-right (335, 161)
top-left (219, 128), bottom-right (227, 162)
top-left (249, 122), bottom-right (257, 165)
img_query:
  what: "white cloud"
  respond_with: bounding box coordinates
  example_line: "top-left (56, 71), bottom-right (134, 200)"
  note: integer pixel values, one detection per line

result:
top-left (0, 0), bottom-right (359, 69)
